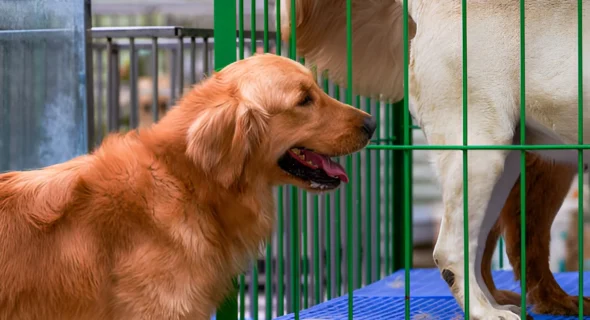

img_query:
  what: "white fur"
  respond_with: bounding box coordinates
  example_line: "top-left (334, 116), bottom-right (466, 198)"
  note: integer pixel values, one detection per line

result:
top-left (280, 0), bottom-right (590, 318)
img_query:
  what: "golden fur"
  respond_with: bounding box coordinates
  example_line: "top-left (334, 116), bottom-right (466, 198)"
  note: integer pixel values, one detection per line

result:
top-left (0, 54), bottom-right (372, 320)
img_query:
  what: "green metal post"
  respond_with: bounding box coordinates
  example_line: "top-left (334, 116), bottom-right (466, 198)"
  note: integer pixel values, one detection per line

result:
top-left (578, 1), bottom-right (584, 319)
top-left (392, 100), bottom-right (408, 271)
top-left (519, 1), bottom-right (527, 319)
top-left (346, 1), bottom-right (354, 317)
top-left (402, 1), bottom-right (412, 318)
top-left (214, 0), bottom-right (237, 318)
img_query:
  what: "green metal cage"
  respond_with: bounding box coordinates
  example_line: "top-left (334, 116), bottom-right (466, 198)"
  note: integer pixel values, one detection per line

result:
top-left (211, 0), bottom-right (588, 320)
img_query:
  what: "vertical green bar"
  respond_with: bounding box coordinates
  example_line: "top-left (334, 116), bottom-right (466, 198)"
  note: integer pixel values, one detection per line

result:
top-left (402, 0), bottom-right (412, 319)
top-left (289, 2), bottom-right (300, 319)
top-left (313, 195), bottom-right (320, 305)
top-left (519, 1), bottom-right (527, 319)
top-left (365, 97), bottom-right (373, 285)
top-left (214, 0), bottom-right (238, 318)
top-left (214, 0), bottom-right (236, 71)
top-left (325, 192), bottom-right (332, 300)
top-left (263, 0), bottom-right (269, 53)
top-left (275, 0), bottom-right (281, 55)
top-left (392, 100), bottom-right (407, 271)
top-left (290, 189), bottom-right (300, 319)
top-left (298, 57), bottom-right (308, 308)
top-left (578, 0), bottom-right (584, 318)
top-left (262, 4), bottom-right (271, 319)
top-left (239, 0), bottom-right (244, 60)
top-left (335, 85), bottom-right (342, 297)
top-left (239, 275), bottom-right (246, 320)
top-left (275, 0), bottom-right (284, 316)
top-left (323, 74), bottom-right (332, 301)
top-left (355, 95), bottom-right (362, 289)
top-left (250, 3), bottom-right (259, 317)
top-left (253, 267), bottom-right (258, 319)
top-left (375, 101), bottom-right (382, 280)
top-left (251, 0), bottom-right (257, 54)
top-left (390, 104), bottom-right (395, 271)
top-left (461, 0), bottom-right (471, 316)
top-left (302, 191), bottom-right (309, 308)
top-left (499, 238), bottom-right (504, 268)
top-left (277, 188), bottom-right (285, 316)
top-left (384, 102), bottom-right (391, 274)
top-left (346, 1), bottom-right (354, 317)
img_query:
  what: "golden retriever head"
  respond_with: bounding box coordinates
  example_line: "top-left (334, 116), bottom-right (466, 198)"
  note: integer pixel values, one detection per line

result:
top-left (182, 54), bottom-right (375, 191)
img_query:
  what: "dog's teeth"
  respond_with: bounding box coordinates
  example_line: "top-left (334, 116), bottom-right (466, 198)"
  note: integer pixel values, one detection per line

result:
top-left (307, 161), bottom-right (314, 166)
top-left (311, 181), bottom-right (328, 190)
top-left (291, 148), bottom-right (300, 154)
top-left (299, 154), bottom-right (306, 160)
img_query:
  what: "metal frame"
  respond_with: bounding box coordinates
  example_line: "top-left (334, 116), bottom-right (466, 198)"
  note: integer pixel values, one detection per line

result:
top-left (84, 0), bottom-right (95, 151)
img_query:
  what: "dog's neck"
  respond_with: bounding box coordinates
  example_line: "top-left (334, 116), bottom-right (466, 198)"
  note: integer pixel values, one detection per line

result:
top-left (136, 109), bottom-right (276, 269)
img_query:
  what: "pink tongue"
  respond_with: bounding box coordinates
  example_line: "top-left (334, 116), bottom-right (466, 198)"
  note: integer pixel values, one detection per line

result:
top-left (301, 150), bottom-right (349, 183)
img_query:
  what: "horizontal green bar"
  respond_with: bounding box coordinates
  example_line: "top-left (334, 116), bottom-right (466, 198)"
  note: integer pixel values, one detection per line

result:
top-left (366, 144), bottom-right (590, 151)
top-left (370, 137), bottom-right (397, 144)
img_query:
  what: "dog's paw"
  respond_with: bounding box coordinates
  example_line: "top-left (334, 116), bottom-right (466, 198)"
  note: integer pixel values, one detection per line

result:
top-left (499, 305), bottom-right (527, 318)
top-left (531, 294), bottom-right (589, 315)
top-left (473, 307), bottom-right (521, 320)
top-left (493, 289), bottom-right (522, 307)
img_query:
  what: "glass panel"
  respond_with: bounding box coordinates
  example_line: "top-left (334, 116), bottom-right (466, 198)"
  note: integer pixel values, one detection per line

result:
top-left (0, 0), bottom-right (91, 171)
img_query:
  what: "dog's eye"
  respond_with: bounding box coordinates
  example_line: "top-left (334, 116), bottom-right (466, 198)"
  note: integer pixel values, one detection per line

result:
top-left (298, 94), bottom-right (313, 107)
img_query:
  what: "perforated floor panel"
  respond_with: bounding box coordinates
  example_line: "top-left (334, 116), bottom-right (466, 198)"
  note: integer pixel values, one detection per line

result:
top-left (275, 268), bottom-right (590, 319)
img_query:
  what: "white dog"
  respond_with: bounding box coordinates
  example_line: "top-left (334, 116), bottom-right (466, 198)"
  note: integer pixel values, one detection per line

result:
top-left (279, 0), bottom-right (590, 319)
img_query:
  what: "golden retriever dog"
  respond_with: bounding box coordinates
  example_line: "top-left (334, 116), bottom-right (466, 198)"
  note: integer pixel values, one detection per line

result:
top-left (0, 53), bottom-right (375, 320)
top-left (280, 0), bottom-right (590, 318)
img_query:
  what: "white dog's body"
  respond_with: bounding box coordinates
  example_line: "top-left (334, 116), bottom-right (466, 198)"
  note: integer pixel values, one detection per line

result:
top-left (281, 0), bottom-right (590, 318)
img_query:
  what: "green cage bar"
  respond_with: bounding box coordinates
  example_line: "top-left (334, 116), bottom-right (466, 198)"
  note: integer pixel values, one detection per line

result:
top-left (578, 0), bottom-right (584, 319)
top-left (345, 1), bottom-right (354, 317)
top-left (519, 1), bottom-right (527, 318)
top-left (402, 0), bottom-right (412, 318)
top-left (313, 195), bottom-right (320, 305)
top-left (375, 100), bottom-right (382, 280)
top-left (323, 74), bottom-right (333, 302)
top-left (288, 2), bottom-right (301, 319)
top-left (461, 0), bottom-right (470, 318)
top-left (365, 97), bottom-right (372, 285)
top-left (384, 101), bottom-right (391, 274)
top-left (355, 95), bottom-right (362, 289)
top-left (214, 0), bottom-right (238, 318)
top-left (302, 190), bottom-right (309, 309)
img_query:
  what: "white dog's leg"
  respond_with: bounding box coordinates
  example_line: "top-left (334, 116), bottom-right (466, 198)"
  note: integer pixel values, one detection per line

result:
top-left (430, 131), bottom-right (521, 320)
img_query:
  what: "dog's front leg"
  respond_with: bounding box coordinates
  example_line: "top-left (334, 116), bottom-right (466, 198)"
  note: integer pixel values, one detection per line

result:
top-left (431, 140), bottom-right (522, 320)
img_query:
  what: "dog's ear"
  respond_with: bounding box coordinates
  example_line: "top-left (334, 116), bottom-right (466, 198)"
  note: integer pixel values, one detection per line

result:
top-left (186, 99), bottom-right (268, 189)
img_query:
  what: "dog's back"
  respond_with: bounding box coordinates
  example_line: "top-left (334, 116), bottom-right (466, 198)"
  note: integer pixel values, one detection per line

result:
top-left (0, 157), bottom-right (113, 319)
top-left (0, 134), bottom-right (176, 319)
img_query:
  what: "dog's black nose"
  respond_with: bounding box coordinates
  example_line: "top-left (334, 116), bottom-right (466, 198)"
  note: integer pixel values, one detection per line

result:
top-left (362, 116), bottom-right (377, 138)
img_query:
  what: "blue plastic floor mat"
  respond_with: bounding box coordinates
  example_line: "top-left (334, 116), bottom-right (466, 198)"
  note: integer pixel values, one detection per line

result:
top-left (275, 268), bottom-right (590, 319)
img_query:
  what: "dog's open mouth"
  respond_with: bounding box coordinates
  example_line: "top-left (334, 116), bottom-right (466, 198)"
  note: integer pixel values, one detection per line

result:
top-left (278, 147), bottom-right (348, 190)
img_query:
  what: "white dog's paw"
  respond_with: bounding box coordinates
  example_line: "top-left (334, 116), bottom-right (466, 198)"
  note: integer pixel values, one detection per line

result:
top-left (496, 304), bottom-right (521, 316)
top-left (473, 307), bottom-right (521, 320)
